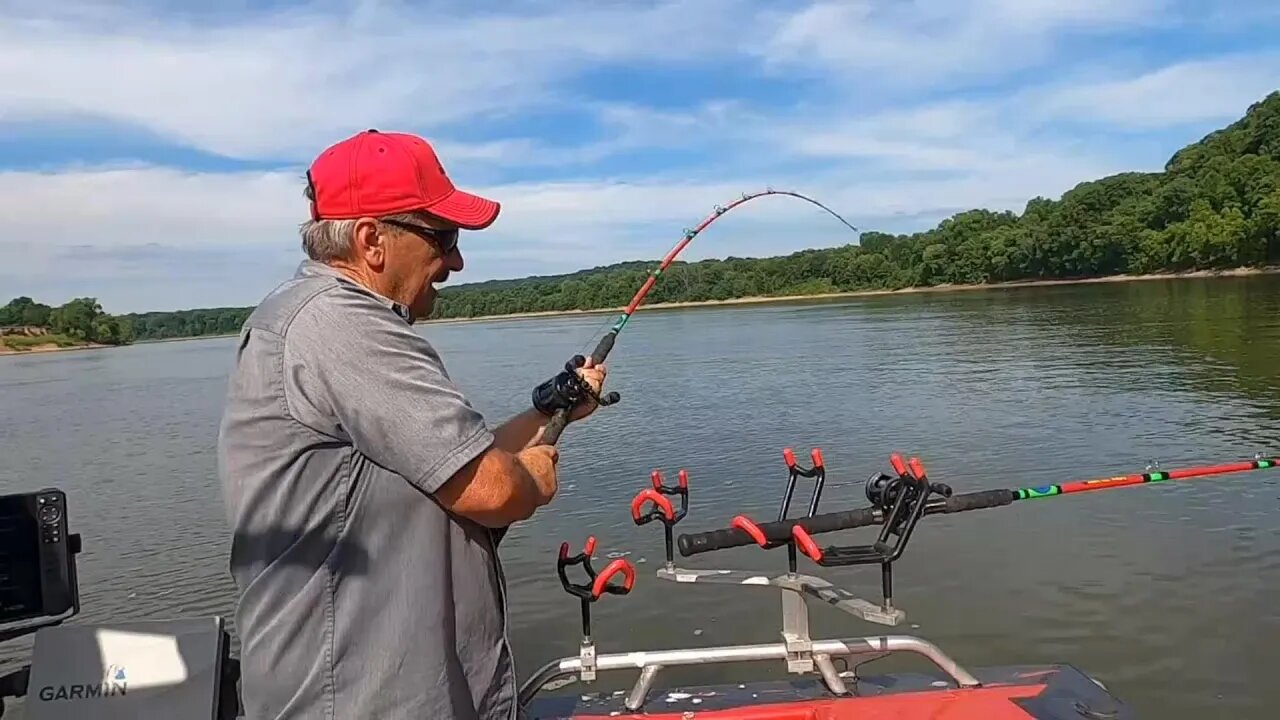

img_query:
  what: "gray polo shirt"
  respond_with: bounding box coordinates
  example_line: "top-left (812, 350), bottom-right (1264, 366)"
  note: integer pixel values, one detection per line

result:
top-left (217, 260), bottom-right (517, 720)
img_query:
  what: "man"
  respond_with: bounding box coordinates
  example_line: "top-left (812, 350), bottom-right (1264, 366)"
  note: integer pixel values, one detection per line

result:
top-left (217, 129), bottom-right (608, 720)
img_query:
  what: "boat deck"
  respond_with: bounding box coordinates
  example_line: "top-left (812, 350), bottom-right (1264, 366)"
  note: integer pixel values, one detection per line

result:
top-left (525, 664), bottom-right (1132, 719)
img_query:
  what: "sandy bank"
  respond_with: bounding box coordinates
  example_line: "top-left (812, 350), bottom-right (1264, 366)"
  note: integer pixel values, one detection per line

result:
top-left (0, 341), bottom-right (108, 356)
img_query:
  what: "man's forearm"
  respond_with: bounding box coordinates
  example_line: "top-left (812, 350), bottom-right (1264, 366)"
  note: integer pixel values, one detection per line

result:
top-left (492, 407), bottom-right (550, 452)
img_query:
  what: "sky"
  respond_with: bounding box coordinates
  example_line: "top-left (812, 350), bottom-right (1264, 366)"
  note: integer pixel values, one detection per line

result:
top-left (2, 0), bottom-right (1279, 314)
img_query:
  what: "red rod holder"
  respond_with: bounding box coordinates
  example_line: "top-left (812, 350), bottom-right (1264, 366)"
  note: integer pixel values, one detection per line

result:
top-left (632, 468), bottom-right (691, 567)
top-left (731, 515), bottom-right (769, 547)
top-left (791, 525), bottom-right (823, 562)
top-left (591, 559), bottom-right (636, 599)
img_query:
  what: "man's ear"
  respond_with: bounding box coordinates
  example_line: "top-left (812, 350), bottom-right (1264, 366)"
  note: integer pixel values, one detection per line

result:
top-left (351, 218), bottom-right (385, 270)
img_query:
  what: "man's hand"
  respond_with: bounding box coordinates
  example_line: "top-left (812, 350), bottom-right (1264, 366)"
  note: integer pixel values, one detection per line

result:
top-left (517, 443), bottom-right (560, 503)
top-left (568, 357), bottom-right (608, 422)
top-left (502, 357), bottom-right (612, 453)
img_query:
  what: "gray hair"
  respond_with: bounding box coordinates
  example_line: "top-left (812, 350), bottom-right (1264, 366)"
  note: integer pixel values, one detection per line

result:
top-left (299, 218), bottom-right (358, 262)
top-left (298, 212), bottom-right (433, 262)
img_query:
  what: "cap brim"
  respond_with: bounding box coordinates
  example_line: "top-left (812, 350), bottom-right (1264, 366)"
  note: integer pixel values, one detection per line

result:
top-left (425, 187), bottom-right (501, 230)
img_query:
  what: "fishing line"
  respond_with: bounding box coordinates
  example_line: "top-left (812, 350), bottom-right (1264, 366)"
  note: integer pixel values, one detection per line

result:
top-left (536, 188), bottom-right (862, 445)
top-left (484, 189), bottom-right (859, 546)
top-left (463, 188), bottom-right (860, 431)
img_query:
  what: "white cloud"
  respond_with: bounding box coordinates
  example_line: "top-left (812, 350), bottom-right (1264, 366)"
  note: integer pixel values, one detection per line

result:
top-left (1032, 53), bottom-right (1280, 129)
top-left (0, 164), bottom-right (874, 310)
top-left (0, 166), bottom-right (307, 309)
top-left (974, 0), bottom-right (1163, 30)
top-left (774, 100), bottom-right (1000, 171)
top-left (0, 165), bottom-right (302, 249)
top-left (425, 99), bottom-right (755, 175)
top-left (0, 0), bottom-right (764, 161)
top-left (0, 142), bottom-right (1125, 295)
top-left (756, 0), bottom-right (1168, 90)
top-left (0, 0), bottom-right (1274, 312)
top-left (0, 0), bottom-right (1179, 169)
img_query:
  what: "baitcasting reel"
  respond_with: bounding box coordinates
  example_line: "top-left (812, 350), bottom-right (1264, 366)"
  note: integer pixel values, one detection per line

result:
top-left (864, 457), bottom-right (953, 513)
top-left (532, 354), bottom-right (622, 419)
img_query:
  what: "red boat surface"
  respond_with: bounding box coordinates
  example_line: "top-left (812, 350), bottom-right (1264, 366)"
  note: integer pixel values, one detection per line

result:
top-left (525, 664), bottom-right (1130, 719)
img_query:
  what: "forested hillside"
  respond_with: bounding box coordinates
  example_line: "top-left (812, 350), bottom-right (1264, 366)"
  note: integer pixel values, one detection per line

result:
top-left (428, 91), bottom-right (1280, 319)
top-left (7, 91), bottom-right (1280, 342)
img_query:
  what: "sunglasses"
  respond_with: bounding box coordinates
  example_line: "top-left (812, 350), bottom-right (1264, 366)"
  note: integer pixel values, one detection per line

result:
top-left (380, 218), bottom-right (459, 254)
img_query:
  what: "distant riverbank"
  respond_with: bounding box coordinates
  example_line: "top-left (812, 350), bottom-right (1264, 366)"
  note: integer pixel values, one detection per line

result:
top-left (418, 265), bottom-right (1280, 326)
top-left (5, 266), bottom-right (1277, 356)
top-left (0, 336), bottom-right (109, 356)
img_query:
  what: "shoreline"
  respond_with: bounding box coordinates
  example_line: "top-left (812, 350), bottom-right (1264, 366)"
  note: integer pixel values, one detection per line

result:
top-left (0, 341), bottom-right (109, 356)
top-left (417, 265), bottom-right (1280, 326)
top-left (3, 266), bottom-right (1277, 356)
top-left (135, 333), bottom-right (241, 345)
top-left (0, 332), bottom-right (243, 356)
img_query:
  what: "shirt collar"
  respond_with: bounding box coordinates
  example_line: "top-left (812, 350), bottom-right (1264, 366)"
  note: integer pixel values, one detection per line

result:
top-left (295, 260), bottom-right (413, 324)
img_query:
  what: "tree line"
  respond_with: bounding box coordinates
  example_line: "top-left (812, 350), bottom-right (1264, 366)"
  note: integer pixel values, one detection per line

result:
top-left (0, 296), bottom-right (132, 346)
top-left (7, 91), bottom-right (1280, 342)
top-left (427, 92), bottom-right (1280, 319)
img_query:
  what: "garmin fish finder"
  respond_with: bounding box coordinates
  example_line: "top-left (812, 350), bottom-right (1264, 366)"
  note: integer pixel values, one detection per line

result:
top-left (0, 488), bottom-right (82, 719)
top-left (0, 489), bottom-right (239, 720)
top-left (0, 488), bottom-right (80, 633)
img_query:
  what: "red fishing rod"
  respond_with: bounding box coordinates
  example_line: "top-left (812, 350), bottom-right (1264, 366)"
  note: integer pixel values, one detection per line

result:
top-left (493, 190), bottom-right (857, 547)
top-left (676, 454), bottom-right (1279, 557)
top-left (532, 189), bottom-right (860, 445)
top-left (1009, 457), bottom-right (1274, 499)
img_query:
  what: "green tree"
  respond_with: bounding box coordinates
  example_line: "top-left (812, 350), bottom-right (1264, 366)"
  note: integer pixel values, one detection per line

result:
top-left (0, 297), bottom-right (53, 327)
top-left (49, 297), bottom-right (106, 341)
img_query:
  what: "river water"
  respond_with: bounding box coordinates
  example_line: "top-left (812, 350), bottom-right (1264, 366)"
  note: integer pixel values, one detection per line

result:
top-left (2, 275), bottom-right (1279, 718)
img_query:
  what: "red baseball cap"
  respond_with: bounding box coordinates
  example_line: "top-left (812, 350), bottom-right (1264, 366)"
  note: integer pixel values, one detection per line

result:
top-left (306, 129), bottom-right (500, 230)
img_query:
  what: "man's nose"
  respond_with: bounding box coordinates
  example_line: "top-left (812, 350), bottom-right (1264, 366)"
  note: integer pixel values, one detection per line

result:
top-left (448, 248), bottom-right (464, 272)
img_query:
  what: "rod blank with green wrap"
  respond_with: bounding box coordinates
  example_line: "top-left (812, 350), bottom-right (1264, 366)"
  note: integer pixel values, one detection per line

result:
top-left (1013, 457), bottom-right (1274, 499)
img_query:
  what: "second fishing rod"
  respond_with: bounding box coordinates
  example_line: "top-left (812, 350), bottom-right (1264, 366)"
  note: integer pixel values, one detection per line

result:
top-left (676, 453), bottom-right (1278, 558)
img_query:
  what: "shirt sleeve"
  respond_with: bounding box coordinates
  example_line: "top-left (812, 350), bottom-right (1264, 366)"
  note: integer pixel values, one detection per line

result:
top-left (281, 285), bottom-right (496, 495)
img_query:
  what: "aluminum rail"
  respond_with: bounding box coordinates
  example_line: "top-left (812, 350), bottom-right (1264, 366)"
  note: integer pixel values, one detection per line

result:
top-left (518, 634), bottom-right (981, 712)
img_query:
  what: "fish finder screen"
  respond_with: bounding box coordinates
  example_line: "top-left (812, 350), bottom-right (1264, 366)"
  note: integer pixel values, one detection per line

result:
top-left (0, 495), bottom-right (43, 621)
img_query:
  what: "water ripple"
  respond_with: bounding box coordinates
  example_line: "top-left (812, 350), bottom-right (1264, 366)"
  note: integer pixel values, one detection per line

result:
top-left (3, 278), bottom-right (1280, 719)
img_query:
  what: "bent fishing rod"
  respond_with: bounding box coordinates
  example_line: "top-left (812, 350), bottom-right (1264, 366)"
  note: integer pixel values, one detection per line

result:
top-left (491, 190), bottom-right (857, 547)
top-left (675, 453), bottom-right (1278, 557)
top-left (530, 189), bottom-right (860, 445)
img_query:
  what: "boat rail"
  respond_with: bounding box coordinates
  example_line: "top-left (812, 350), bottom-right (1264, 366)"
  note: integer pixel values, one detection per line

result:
top-left (519, 633), bottom-right (979, 712)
